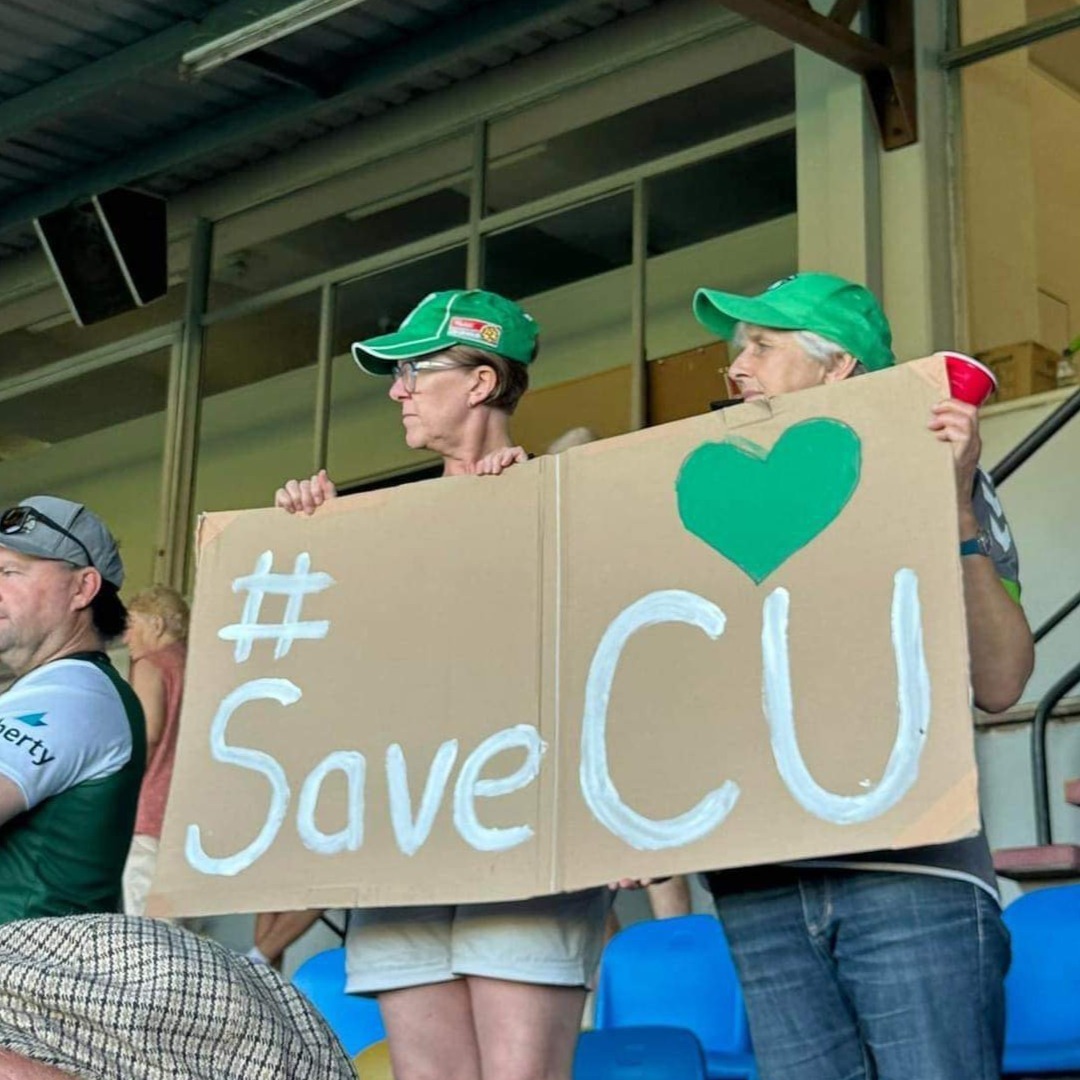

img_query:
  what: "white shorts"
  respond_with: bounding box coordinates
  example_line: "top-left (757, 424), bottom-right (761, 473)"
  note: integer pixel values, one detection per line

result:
top-left (344, 889), bottom-right (612, 995)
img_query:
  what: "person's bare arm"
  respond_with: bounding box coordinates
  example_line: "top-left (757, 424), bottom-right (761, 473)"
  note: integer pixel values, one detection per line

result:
top-left (0, 1048), bottom-right (76, 1079)
top-left (130, 658), bottom-right (167, 754)
top-left (0, 776), bottom-right (27, 829)
top-left (929, 400), bottom-right (1034, 712)
top-left (647, 875), bottom-right (692, 919)
top-left (255, 909), bottom-right (325, 966)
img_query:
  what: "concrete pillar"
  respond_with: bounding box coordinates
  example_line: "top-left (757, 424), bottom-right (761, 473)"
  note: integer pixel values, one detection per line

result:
top-left (956, 0), bottom-right (1041, 351)
top-left (795, 1), bottom-right (882, 297)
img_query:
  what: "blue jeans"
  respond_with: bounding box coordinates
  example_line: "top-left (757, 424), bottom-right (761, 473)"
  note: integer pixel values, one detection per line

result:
top-left (712, 870), bottom-right (1011, 1080)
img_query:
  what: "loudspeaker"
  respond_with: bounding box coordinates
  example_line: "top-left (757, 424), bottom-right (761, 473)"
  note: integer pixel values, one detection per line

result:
top-left (34, 188), bottom-right (168, 327)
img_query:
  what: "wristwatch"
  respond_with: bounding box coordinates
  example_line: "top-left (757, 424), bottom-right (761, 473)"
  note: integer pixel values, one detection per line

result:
top-left (959, 529), bottom-right (992, 557)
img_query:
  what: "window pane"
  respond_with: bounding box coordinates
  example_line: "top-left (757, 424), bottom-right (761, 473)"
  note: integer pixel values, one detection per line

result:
top-left (647, 133), bottom-right (795, 256)
top-left (958, 22), bottom-right (1080, 362)
top-left (0, 282), bottom-right (185, 380)
top-left (646, 132), bottom-right (798, 367)
top-left (328, 247), bottom-right (467, 485)
top-left (485, 194), bottom-right (633, 301)
top-left (194, 293), bottom-right (320, 516)
top-left (959, 0), bottom-right (1076, 45)
top-left (486, 53), bottom-right (794, 212)
top-left (484, 193), bottom-right (634, 450)
top-left (0, 347), bottom-right (171, 594)
top-left (210, 138), bottom-right (471, 310)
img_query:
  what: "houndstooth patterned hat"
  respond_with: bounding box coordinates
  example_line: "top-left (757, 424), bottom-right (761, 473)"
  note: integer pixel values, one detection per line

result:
top-left (0, 915), bottom-right (355, 1079)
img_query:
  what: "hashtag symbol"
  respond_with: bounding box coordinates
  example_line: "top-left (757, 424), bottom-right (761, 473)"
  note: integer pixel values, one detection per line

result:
top-left (218, 550), bottom-right (336, 662)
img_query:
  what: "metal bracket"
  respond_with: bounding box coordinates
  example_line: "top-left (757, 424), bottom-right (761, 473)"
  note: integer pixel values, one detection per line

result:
top-left (722, 0), bottom-right (917, 150)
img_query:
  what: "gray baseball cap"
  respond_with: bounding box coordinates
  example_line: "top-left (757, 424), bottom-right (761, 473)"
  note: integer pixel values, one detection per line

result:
top-left (0, 495), bottom-right (124, 588)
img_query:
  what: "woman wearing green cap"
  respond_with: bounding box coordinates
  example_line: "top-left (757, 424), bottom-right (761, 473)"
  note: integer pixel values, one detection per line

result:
top-left (276, 289), bottom-right (609, 1080)
top-left (684, 272), bottom-right (1034, 1080)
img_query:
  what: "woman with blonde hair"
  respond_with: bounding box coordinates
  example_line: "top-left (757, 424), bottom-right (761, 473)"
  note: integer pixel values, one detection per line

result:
top-left (122, 584), bottom-right (190, 916)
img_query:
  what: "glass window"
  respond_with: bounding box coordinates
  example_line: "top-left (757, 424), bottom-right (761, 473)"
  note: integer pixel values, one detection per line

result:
top-left (194, 293), bottom-right (321, 515)
top-left (484, 192), bottom-right (635, 449)
top-left (485, 53), bottom-right (795, 212)
top-left (646, 133), bottom-right (795, 257)
top-left (0, 281), bottom-right (186, 380)
top-left (645, 132), bottom-right (797, 363)
top-left (328, 246), bottom-right (468, 485)
top-left (210, 138), bottom-right (471, 310)
top-left (958, 22), bottom-right (1080, 363)
top-left (0, 346), bottom-right (172, 595)
top-left (959, 0), bottom-right (1075, 44)
top-left (484, 193), bottom-right (633, 302)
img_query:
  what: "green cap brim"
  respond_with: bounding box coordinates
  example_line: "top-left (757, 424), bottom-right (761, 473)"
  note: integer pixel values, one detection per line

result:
top-left (693, 288), bottom-right (809, 341)
top-left (351, 331), bottom-right (459, 375)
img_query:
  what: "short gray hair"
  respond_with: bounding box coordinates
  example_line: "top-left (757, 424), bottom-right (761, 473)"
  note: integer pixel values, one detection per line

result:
top-left (733, 322), bottom-right (867, 376)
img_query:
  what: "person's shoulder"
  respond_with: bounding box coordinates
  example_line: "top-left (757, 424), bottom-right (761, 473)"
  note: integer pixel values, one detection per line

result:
top-left (130, 655), bottom-right (165, 688)
top-left (11, 656), bottom-right (131, 725)
top-left (23, 655), bottom-right (116, 693)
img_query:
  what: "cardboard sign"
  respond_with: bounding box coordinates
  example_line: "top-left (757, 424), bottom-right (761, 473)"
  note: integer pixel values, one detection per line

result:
top-left (150, 356), bottom-right (979, 917)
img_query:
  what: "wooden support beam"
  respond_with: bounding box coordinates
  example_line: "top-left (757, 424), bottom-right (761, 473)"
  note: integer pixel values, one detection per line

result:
top-left (722, 0), bottom-right (917, 149)
top-left (828, 0), bottom-right (864, 27)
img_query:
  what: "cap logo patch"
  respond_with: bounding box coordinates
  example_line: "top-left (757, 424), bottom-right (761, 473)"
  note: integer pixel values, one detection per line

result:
top-left (450, 316), bottom-right (502, 347)
top-left (766, 275), bottom-right (797, 291)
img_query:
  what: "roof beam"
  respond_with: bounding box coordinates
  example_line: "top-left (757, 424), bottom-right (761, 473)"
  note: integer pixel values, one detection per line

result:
top-left (0, 0), bottom-right (611, 235)
top-left (0, 0), bottom-right (307, 145)
top-left (720, 0), bottom-right (917, 149)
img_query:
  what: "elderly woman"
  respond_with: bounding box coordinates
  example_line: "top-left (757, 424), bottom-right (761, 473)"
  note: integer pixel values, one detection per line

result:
top-left (122, 584), bottom-right (190, 916)
top-left (276, 289), bottom-right (609, 1080)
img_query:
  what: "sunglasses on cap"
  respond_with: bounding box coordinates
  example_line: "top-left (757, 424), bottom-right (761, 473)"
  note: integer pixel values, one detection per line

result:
top-left (0, 505), bottom-right (96, 571)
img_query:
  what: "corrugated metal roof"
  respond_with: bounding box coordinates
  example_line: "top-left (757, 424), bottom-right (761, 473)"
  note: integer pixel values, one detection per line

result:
top-left (0, 0), bottom-right (657, 263)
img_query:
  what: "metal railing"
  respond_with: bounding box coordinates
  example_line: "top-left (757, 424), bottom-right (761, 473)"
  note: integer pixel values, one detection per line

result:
top-left (989, 385), bottom-right (1080, 487)
top-left (990, 384), bottom-right (1080, 848)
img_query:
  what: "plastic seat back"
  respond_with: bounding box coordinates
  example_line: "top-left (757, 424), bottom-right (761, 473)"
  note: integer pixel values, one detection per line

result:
top-left (596, 915), bottom-right (751, 1054)
top-left (291, 946), bottom-right (386, 1058)
top-left (1003, 883), bottom-right (1080, 1074)
top-left (575, 1026), bottom-right (707, 1080)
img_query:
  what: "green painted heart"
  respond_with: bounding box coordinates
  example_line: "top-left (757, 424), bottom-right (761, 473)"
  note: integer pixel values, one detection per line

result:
top-left (675, 418), bottom-right (862, 583)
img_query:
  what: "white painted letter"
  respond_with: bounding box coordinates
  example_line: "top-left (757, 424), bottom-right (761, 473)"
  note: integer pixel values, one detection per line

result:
top-left (186, 678), bottom-right (298, 876)
top-left (761, 569), bottom-right (930, 824)
top-left (454, 725), bottom-right (545, 852)
top-left (297, 751), bottom-right (366, 854)
top-left (387, 740), bottom-right (459, 856)
top-left (580, 590), bottom-right (740, 850)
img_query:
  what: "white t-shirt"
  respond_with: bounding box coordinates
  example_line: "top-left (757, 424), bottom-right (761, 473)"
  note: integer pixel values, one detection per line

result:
top-left (0, 657), bottom-right (134, 810)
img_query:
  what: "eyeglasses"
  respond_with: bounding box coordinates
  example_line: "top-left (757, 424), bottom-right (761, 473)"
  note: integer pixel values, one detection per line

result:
top-left (0, 506), bottom-right (95, 571)
top-left (390, 358), bottom-right (461, 393)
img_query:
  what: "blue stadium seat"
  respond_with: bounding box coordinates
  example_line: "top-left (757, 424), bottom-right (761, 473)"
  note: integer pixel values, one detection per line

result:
top-left (575, 1026), bottom-right (707, 1080)
top-left (1003, 882), bottom-right (1080, 1075)
top-left (595, 915), bottom-right (758, 1080)
top-left (291, 946), bottom-right (386, 1058)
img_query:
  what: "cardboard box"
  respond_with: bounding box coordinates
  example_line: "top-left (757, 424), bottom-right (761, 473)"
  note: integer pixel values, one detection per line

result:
top-left (975, 341), bottom-right (1059, 402)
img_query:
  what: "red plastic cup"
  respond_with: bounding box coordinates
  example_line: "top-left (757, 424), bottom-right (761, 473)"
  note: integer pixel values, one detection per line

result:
top-left (943, 351), bottom-right (998, 407)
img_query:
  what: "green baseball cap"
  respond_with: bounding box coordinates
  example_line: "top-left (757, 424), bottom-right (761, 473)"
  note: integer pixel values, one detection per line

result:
top-left (693, 272), bottom-right (895, 372)
top-left (351, 289), bottom-right (539, 374)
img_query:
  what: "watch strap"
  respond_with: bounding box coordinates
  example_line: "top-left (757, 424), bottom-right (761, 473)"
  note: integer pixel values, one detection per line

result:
top-left (960, 533), bottom-right (990, 557)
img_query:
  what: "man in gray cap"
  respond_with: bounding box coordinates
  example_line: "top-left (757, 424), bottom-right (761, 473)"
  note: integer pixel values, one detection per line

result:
top-left (0, 495), bottom-right (144, 924)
